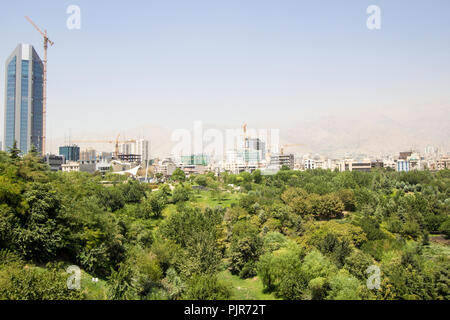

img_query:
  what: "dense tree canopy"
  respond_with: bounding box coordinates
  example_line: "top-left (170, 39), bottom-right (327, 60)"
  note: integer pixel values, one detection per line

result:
top-left (0, 150), bottom-right (449, 300)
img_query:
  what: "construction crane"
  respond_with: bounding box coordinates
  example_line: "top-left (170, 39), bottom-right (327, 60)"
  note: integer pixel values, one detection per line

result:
top-left (242, 123), bottom-right (247, 142)
top-left (280, 144), bottom-right (303, 155)
top-left (242, 123), bottom-right (249, 171)
top-left (72, 135), bottom-right (137, 159)
top-left (25, 16), bottom-right (54, 155)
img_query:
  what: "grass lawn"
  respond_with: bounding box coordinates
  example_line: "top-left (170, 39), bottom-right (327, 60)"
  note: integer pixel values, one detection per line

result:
top-left (192, 190), bottom-right (241, 208)
top-left (162, 203), bottom-right (178, 217)
top-left (422, 241), bottom-right (450, 260)
top-left (80, 269), bottom-right (108, 300)
top-left (218, 270), bottom-right (279, 300)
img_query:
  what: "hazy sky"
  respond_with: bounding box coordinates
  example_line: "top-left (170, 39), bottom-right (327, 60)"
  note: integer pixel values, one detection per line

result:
top-left (1, 0), bottom-right (449, 147)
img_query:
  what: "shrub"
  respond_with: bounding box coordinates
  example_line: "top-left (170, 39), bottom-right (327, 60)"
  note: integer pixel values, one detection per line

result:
top-left (0, 262), bottom-right (83, 300)
top-left (183, 275), bottom-right (231, 300)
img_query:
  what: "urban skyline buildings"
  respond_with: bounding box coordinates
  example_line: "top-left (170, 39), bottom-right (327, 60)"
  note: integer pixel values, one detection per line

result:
top-left (3, 43), bottom-right (43, 154)
top-left (59, 144), bottom-right (80, 162)
top-left (119, 139), bottom-right (150, 164)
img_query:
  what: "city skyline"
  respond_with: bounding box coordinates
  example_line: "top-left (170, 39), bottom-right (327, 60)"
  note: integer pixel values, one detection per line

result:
top-left (0, 1), bottom-right (449, 156)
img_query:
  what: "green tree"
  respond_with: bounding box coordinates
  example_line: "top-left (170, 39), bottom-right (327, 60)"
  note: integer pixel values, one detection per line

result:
top-left (172, 184), bottom-right (191, 203)
top-left (229, 220), bottom-right (263, 278)
top-left (439, 218), bottom-right (450, 239)
top-left (194, 175), bottom-right (208, 187)
top-left (159, 206), bottom-right (224, 278)
top-left (326, 270), bottom-right (362, 300)
top-left (13, 183), bottom-right (65, 262)
top-left (336, 189), bottom-right (356, 211)
top-left (252, 170), bottom-right (263, 184)
top-left (171, 168), bottom-right (186, 182)
top-left (98, 186), bottom-right (126, 212)
top-left (344, 250), bottom-right (374, 280)
top-left (8, 140), bottom-right (21, 160)
top-left (142, 190), bottom-right (168, 218)
top-left (120, 180), bottom-right (147, 204)
top-left (257, 241), bottom-right (304, 293)
top-left (310, 194), bottom-right (345, 220)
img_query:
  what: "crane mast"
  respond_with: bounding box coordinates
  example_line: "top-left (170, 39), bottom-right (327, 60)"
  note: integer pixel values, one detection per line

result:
top-left (25, 16), bottom-right (54, 155)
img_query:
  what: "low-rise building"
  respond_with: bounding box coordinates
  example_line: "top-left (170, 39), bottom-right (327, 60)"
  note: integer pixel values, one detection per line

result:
top-left (304, 159), bottom-right (315, 170)
top-left (152, 158), bottom-right (177, 176)
top-left (407, 154), bottom-right (421, 171)
top-left (178, 164), bottom-right (208, 175)
top-left (270, 154), bottom-right (294, 170)
top-left (118, 153), bottom-right (142, 163)
top-left (61, 161), bottom-right (96, 173)
top-left (437, 156), bottom-right (450, 170)
top-left (383, 160), bottom-right (396, 170)
top-left (399, 151), bottom-right (413, 160)
top-left (62, 161), bottom-right (80, 172)
top-left (337, 159), bottom-right (372, 172)
top-left (371, 160), bottom-right (384, 169)
top-left (348, 160), bottom-right (372, 172)
top-left (397, 159), bottom-right (409, 172)
top-left (45, 155), bottom-right (64, 171)
top-left (96, 160), bottom-right (112, 174)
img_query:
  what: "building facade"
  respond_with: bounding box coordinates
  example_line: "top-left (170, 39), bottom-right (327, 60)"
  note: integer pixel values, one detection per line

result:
top-left (181, 154), bottom-right (209, 166)
top-left (135, 139), bottom-right (150, 164)
top-left (436, 156), bottom-right (450, 171)
top-left (61, 161), bottom-right (80, 172)
top-left (44, 155), bottom-right (64, 171)
top-left (397, 159), bottom-right (410, 172)
top-left (118, 153), bottom-right (142, 163)
top-left (304, 159), bottom-right (315, 170)
top-left (3, 44), bottom-right (44, 154)
top-left (59, 145), bottom-right (80, 163)
top-left (80, 149), bottom-right (97, 162)
top-left (270, 154), bottom-right (295, 170)
top-left (152, 158), bottom-right (177, 176)
top-left (245, 138), bottom-right (266, 160)
top-left (120, 139), bottom-right (150, 164)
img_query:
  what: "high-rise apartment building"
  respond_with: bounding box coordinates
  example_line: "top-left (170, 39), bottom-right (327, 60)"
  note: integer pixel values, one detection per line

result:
top-left (119, 139), bottom-right (150, 164)
top-left (3, 44), bottom-right (44, 154)
top-left (80, 149), bottom-right (97, 162)
top-left (245, 138), bottom-right (266, 160)
top-left (135, 139), bottom-right (150, 164)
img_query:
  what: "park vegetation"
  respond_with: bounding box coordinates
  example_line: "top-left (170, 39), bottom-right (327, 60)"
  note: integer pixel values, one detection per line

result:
top-left (0, 146), bottom-right (449, 300)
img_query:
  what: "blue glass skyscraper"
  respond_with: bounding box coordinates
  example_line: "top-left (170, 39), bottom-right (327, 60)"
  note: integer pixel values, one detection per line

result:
top-left (3, 44), bottom-right (44, 154)
top-left (59, 145), bottom-right (80, 162)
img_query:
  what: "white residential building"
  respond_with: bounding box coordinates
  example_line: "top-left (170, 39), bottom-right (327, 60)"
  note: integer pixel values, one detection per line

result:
top-left (304, 159), bottom-right (315, 170)
top-left (62, 161), bottom-right (80, 172)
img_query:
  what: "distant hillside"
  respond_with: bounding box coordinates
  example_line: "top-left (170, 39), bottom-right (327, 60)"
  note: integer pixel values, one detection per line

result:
top-left (48, 101), bottom-right (449, 158)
